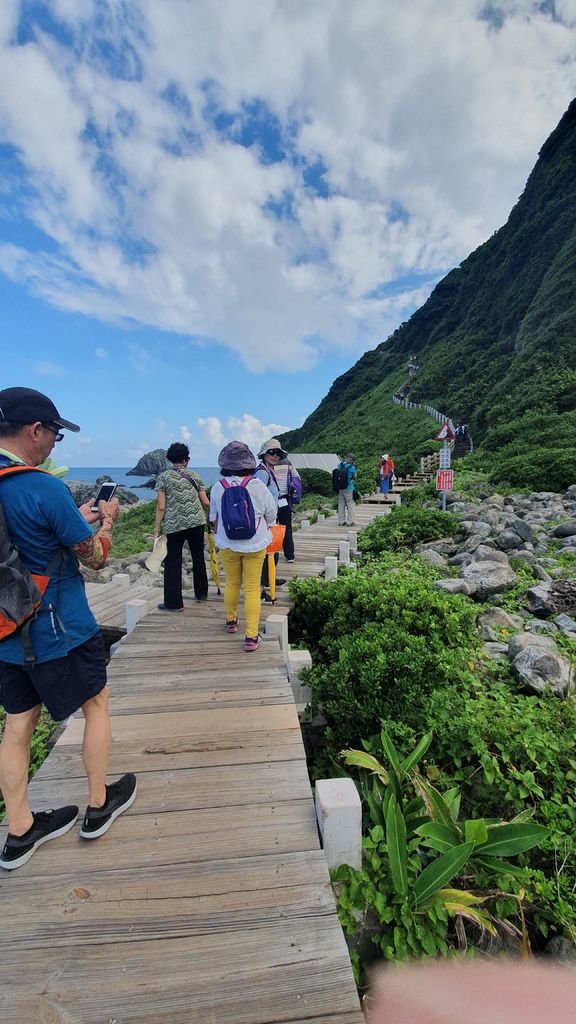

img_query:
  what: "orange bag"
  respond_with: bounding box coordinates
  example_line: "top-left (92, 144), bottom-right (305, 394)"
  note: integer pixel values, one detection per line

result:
top-left (266, 523), bottom-right (286, 553)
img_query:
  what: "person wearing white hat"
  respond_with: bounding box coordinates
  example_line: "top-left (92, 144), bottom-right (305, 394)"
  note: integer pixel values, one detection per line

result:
top-left (256, 438), bottom-right (302, 568)
top-left (379, 453), bottom-right (395, 493)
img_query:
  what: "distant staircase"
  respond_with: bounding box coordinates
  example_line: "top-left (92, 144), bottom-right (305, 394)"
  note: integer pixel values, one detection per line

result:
top-left (392, 378), bottom-right (473, 475)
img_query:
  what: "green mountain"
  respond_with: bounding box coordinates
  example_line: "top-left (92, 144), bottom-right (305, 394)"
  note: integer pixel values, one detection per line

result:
top-left (281, 99), bottom-right (576, 491)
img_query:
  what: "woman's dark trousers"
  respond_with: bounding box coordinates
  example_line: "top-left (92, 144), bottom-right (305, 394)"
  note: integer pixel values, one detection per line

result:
top-left (164, 526), bottom-right (208, 607)
top-left (278, 504), bottom-right (294, 560)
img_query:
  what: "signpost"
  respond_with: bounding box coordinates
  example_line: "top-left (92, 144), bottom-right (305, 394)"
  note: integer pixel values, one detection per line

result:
top-left (434, 422), bottom-right (455, 511)
top-left (436, 469), bottom-right (454, 492)
top-left (439, 447), bottom-right (451, 470)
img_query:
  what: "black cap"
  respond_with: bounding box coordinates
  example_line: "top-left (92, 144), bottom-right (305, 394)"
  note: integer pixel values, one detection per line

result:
top-left (0, 387), bottom-right (80, 432)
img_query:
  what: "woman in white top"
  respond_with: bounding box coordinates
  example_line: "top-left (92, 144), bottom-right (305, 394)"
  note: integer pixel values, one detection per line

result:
top-left (210, 441), bottom-right (276, 652)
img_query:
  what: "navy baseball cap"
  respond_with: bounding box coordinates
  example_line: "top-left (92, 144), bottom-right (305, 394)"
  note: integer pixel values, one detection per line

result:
top-left (0, 387), bottom-right (80, 432)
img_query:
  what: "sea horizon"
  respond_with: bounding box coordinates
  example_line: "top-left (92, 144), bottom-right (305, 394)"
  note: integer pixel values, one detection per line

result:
top-left (66, 466), bottom-right (221, 497)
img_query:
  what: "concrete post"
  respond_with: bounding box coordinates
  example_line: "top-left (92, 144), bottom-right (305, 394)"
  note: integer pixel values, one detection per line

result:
top-left (317, 513), bottom-right (325, 523)
top-left (339, 540), bottom-right (350, 564)
top-left (300, 519), bottom-right (310, 529)
top-left (265, 613), bottom-right (289, 660)
top-left (315, 778), bottom-right (362, 870)
top-left (325, 555), bottom-right (338, 579)
top-left (125, 598), bottom-right (148, 634)
top-left (287, 649), bottom-right (312, 706)
top-left (111, 573), bottom-right (130, 587)
top-left (347, 531), bottom-right (357, 553)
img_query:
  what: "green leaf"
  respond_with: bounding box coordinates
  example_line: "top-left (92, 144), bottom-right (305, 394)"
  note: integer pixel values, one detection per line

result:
top-left (472, 856), bottom-right (529, 880)
top-left (414, 822), bottom-right (460, 853)
top-left (385, 794), bottom-right (408, 899)
top-left (399, 731), bottom-right (434, 773)
top-left (412, 774), bottom-right (460, 836)
top-left (412, 843), bottom-right (475, 907)
top-left (464, 819), bottom-right (488, 845)
top-left (340, 749), bottom-right (389, 783)
top-left (380, 730), bottom-right (402, 801)
top-left (475, 823), bottom-right (548, 857)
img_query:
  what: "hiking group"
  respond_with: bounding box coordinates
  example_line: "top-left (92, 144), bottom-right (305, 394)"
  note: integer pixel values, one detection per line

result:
top-left (153, 436), bottom-right (302, 650)
top-left (0, 387), bottom-right (304, 870)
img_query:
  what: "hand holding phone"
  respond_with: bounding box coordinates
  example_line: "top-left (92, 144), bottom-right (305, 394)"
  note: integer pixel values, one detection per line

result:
top-left (91, 482), bottom-right (118, 513)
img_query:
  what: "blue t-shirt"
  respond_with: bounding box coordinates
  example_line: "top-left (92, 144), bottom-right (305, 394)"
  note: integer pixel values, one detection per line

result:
top-left (339, 462), bottom-right (357, 491)
top-left (0, 458), bottom-right (99, 664)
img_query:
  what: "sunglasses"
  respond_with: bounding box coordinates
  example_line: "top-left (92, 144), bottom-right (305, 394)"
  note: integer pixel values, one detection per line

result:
top-left (42, 422), bottom-right (64, 442)
top-left (266, 449), bottom-right (283, 457)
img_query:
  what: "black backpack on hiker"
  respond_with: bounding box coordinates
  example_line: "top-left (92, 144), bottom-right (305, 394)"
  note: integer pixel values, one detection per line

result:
top-left (332, 465), bottom-right (350, 492)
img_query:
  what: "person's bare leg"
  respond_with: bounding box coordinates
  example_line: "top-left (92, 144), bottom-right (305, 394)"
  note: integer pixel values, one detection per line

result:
top-left (0, 705), bottom-right (41, 835)
top-left (81, 687), bottom-right (111, 808)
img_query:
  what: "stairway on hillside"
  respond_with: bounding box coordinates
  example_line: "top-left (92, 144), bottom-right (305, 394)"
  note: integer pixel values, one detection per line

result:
top-left (452, 430), bottom-right (473, 459)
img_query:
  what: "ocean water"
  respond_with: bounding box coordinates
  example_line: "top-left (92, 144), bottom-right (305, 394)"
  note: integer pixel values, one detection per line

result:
top-left (67, 466), bottom-right (220, 501)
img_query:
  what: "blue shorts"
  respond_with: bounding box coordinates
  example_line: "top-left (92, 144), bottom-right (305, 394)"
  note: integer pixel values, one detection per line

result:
top-left (0, 633), bottom-right (107, 721)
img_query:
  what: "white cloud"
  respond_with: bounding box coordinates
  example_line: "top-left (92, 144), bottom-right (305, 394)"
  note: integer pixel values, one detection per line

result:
top-left (197, 412), bottom-right (292, 454)
top-left (30, 360), bottom-right (68, 377)
top-left (78, 436), bottom-right (92, 445)
top-left (197, 416), bottom-right (226, 448)
top-left (95, 347), bottom-right (108, 359)
top-left (1, 1), bottom-right (575, 371)
top-left (179, 424), bottom-right (192, 443)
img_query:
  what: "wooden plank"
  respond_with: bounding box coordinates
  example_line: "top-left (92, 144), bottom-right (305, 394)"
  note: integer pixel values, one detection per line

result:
top-left (0, 801), bottom-right (320, 874)
top-left (56, 702), bottom-right (300, 745)
top-left (0, 920), bottom-right (361, 1023)
top-left (33, 727), bottom-right (305, 778)
top-left (22, 759), bottom-right (314, 816)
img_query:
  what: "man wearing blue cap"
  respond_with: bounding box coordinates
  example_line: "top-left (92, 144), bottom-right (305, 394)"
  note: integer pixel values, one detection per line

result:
top-left (0, 387), bottom-right (137, 870)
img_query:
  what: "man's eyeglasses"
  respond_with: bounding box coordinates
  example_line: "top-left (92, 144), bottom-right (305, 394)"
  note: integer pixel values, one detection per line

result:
top-left (266, 449), bottom-right (283, 457)
top-left (42, 423), bottom-right (64, 443)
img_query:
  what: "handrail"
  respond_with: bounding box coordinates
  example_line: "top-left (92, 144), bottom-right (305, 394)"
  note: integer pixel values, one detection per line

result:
top-left (392, 394), bottom-right (473, 471)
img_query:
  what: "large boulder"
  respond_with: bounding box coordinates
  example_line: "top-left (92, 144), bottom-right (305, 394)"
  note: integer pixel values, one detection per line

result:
top-left (510, 643), bottom-right (573, 698)
top-left (552, 520), bottom-right (576, 538)
top-left (127, 448), bottom-right (170, 477)
top-left (433, 579), bottom-right (477, 596)
top-left (460, 560), bottom-right (517, 599)
top-left (478, 607), bottom-right (525, 631)
top-left (66, 477), bottom-right (140, 508)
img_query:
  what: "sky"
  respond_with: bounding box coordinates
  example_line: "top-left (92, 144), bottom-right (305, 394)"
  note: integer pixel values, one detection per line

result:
top-left (1, 1), bottom-right (575, 467)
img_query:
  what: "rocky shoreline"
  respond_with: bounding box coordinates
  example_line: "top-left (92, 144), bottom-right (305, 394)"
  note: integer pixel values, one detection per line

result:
top-left (415, 486), bottom-right (576, 699)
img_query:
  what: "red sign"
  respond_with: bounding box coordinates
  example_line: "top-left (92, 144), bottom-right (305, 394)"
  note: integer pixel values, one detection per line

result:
top-left (436, 469), bottom-right (454, 491)
top-left (434, 422), bottom-right (455, 441)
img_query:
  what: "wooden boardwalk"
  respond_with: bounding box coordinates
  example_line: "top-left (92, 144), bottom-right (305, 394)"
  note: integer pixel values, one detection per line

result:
top-left (0, 503), bottom-right (391, 1023)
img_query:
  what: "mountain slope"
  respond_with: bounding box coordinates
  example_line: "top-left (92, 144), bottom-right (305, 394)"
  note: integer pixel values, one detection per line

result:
top-left (281, 99), bottom-right (576, 490)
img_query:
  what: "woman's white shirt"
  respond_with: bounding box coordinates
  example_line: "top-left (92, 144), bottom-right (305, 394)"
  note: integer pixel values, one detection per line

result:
top-left (210, 476), bottom-right (277, 552)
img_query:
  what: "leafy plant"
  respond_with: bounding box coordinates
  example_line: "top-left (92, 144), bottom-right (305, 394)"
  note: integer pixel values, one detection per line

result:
top-left (357, 506), bottom-right (455, 557)
top-left (334, 730), bottom-right (546, 978)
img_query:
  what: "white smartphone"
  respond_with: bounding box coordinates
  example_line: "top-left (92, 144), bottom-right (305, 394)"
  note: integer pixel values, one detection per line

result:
top-left (91, 482), bottom-right (118, 513)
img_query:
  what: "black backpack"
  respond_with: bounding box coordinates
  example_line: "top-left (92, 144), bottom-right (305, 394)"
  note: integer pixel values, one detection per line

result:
top-left (332, 465), bottom-right (350, 492)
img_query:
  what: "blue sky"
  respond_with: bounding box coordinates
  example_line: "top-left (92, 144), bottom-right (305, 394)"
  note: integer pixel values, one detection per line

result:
top-left (1, 1), bottom-right (575, 466)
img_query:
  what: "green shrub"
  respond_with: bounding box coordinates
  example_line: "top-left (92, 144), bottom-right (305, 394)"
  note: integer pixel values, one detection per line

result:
top-left (298, 468), bottom-right (334, 496)
top-left (110, 501), bottom-right (156, 558)
top-left (334, 731), bottom-right (546, 981)
top-left (374, 670), bottom-right (576, 942)
top-left (289, 561), bottom-right (478, 763)
top-left (358, 506), bottom-right (455, 557)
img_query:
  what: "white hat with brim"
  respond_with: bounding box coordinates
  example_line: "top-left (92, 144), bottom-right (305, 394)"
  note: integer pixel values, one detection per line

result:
top-left (258, 438), bottom-right (288, 459)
